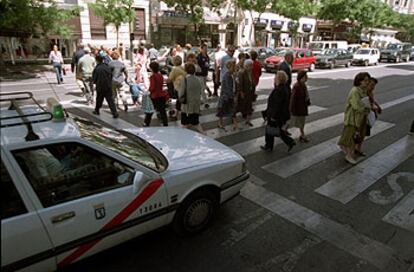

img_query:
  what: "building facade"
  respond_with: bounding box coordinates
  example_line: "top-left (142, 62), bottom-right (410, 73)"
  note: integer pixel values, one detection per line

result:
top-left (384, 0), bottom-right (414, 14)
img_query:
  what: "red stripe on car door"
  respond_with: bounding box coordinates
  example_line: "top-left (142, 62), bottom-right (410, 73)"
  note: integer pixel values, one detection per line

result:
top-left (58, 178), bottom-right (164, 268)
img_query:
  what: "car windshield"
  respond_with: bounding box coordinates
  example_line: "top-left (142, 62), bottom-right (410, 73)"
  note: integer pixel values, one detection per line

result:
top-left (386, 44), bottom-right (402, 50)
top-left (321, 49), bottom-right (337, 55)
top-left (356, 49), bottom-right (370, 55)
top-left (74, 117), bottom-right (167, 172)
top-left (309, 43), bottom-right (324, 50)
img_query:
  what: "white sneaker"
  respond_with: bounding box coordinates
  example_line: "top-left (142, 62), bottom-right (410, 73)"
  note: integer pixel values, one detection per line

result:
top-left (345, 155), bottom-right (357, 165)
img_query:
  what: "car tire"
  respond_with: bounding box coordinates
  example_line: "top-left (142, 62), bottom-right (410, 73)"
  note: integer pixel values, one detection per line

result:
top-left (329, 62), bottom-right (334, 69)
top-left (364, 60), bottom-right (369, 66)
top-left (345, 61), bottom-right (350, 68)
top-left (308, 63), bottom-right (315, 72)
top-left (396, 56), bottom-right (400, 63)
top-left (172, 188), bottom-right (219, 236)
top-left (406, 56), bottom-right (410, 62)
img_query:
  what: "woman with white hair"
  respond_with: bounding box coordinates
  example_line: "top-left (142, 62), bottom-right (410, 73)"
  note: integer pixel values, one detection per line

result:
top-left (261, 71), bottom-right (296, 152)
top-left (235, 59), bottom-right (255, 126)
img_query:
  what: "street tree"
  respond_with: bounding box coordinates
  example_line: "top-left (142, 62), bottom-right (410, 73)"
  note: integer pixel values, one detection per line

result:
top-left (0, 0), bottom-right (78, 64)
top-left (88, 0), bottom-right (135, 47)
top-left (234, 0), bottom-right (272, 46)
top-left (270, 0), bottom-right (317, 46)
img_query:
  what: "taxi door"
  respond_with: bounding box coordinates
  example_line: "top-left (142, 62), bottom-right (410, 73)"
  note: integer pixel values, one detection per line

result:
top-left (10, 140), bottom-right (169, 269)
top-left (1, 154), bottom-right (56, 272)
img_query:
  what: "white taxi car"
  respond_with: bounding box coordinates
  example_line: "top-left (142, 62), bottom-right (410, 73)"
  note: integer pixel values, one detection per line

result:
top-left (352, 48), bottom-right (380, 66)
top-left (1, 92), bottom-right (249, 272)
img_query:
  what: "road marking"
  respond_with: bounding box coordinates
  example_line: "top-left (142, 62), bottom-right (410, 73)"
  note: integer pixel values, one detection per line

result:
top-left (382, 190), bottom-right (414, 233)
top-left (315, 136), bottom-right (414, 204)
top-left (262, 120), bottom-right (394, 178)
top-left (70, 103), bottom-right (136, 131)
top-left (0, 88), bottom-right (52, 93)
top-left (221, 212), bottom-right (273, 248)
top-left (207, 105), bottom-right (326, 139)
top-left (241, 181), bottom-right (405, 270)
top-left (248, 236), bottom-right (322, 272)
top-left (369, 172), bottom-right (414, 205)
top-left (231, 94), bottom-right (414, 156)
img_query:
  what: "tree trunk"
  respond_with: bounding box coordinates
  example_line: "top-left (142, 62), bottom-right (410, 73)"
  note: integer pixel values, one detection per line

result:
top-left (6, 37), bottom-right (15, 65)
top-left (249, 11), bottom-right (254, 47)
top-left (116, 25), bottom-right (119, 47)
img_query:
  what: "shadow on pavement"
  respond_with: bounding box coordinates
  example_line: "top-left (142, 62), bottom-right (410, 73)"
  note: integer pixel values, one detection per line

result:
top-left (0, 64), bottom-right (53, 81)
top-left (384, 64), bottom-right (414, 71)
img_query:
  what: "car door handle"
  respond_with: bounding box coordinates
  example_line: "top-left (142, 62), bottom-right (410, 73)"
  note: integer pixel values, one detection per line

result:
top-left (51, 211), bottom-right (76, 224)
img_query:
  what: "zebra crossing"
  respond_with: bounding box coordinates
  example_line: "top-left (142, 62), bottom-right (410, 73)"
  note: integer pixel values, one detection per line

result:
top-left (70, 89), bottom-right (414, 271)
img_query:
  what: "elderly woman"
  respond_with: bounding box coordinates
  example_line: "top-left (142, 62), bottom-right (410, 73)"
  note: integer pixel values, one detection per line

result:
top-left (167, 55), bottom-right (186, 119)
top-left (236, 59), bottom-right (255, 126)
top-left (290, 70), bottom-right (311, 142)
top-left (217, 59), bottom-right (238, 130)
top-left (178, 63), bottom-right (204, 134)
top-left (261, 71), bottom-right (296, 152)
top-left (338, 72), bottom-right (371, 164)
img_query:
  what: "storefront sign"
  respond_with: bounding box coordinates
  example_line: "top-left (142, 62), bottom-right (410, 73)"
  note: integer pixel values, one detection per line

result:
top-left (270, 20), bottom-right (284, 29)
top-left (302, 24), bottom-right (313, 32)
top-left (164, 11), bottom-right (190, 18)
top-left (254, 18), bottom-right (268, 29)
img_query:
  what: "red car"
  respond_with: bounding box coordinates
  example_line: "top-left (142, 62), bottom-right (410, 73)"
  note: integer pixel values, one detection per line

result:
top-left (264, 48), bottom-right (316, 73)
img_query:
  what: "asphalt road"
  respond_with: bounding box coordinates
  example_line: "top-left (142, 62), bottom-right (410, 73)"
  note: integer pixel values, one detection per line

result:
top-left (1, 62), bottom-right (414, 272)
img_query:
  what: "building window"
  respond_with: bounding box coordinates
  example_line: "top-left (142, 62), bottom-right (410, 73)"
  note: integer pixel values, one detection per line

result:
top-left (89, 8), bottom-right (106, 40)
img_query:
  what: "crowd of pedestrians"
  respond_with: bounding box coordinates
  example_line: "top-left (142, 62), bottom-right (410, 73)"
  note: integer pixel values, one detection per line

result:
top-left (52, 42), bottom-right (410, 164)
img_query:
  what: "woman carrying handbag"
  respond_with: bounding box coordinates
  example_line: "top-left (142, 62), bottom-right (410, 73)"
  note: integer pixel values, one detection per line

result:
top-left (260, 71), bottom-right (296, 152)
top-left (338, 72), bottom-right (371, 165)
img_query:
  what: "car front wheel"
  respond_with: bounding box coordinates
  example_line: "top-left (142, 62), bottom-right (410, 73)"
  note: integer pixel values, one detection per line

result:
top-left (172, 188), bottom-right (219, 236)
top-left (364, 60), bottom-right (369, 66)
top-left (396, 56), bottom-right (400, 63)
top-left (345, 61), bottom-right (351, 68)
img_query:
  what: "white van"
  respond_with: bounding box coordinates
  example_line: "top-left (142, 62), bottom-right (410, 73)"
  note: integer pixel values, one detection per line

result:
top-left (309, 41), bottom-right (348, 55)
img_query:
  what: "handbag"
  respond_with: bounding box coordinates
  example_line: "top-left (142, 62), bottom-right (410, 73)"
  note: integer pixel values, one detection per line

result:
top-left (367, 110), bottom-right (376, 127)
top-left (265, 125), bottom-right (281, 137)
top-left (179, 77), bottom-right (187, 104)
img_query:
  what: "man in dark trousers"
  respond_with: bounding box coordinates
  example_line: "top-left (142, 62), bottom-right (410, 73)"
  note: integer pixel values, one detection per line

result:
top-left (92, 55), bottom-right (118, 118)
top-left (71, 43), bottom-right (86, 94)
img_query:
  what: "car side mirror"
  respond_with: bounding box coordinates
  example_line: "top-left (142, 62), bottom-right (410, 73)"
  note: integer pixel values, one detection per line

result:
top-left (132, 171), bottom-right (145, 194)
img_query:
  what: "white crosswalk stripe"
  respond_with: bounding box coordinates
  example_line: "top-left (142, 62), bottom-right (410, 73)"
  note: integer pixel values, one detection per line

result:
top-left (231, 94), bottom-right (414, 157)
top-left (262, 120), bottom-right (395, 178)
top-left (315, 135), bottom-right (414, 204)
top-left (382, 190), bottom-right (414, 233)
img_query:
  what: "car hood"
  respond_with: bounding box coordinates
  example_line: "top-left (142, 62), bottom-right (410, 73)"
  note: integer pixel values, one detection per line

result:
top-left (266, 56), bottom-right (284, 62)
top-left (125, 127), bottom-right (243, 171)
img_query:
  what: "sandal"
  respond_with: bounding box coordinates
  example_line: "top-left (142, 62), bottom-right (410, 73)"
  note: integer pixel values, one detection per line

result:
top-left (299, 136), bottom-right (310, 143)
top-left (217, 125), bottom-right (227, 131)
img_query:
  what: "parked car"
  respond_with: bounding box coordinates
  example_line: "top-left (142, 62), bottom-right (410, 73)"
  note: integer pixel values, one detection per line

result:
top-left (1, 93), bottom-right (249, 272)
top-left (315, 48), bottom-right (353, 69)
top-left (352, 48), bottom-right (380, 66)
top-left (264, 48), bottom-right (316, 72)
top-left (411, 47), bottom-right (414, 60)
top-left (308, 40), bottom-right (348, 55)
top-left (240, 47), bottom-right (277, 67)
top-left (380, 43), bottom-right (412, 63)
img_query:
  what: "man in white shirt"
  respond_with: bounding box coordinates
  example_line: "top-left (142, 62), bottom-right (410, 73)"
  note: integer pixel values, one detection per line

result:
top-left (213, 45), bottom-right (227, 96)
top-left (78, 47), bottom-right (96, 104)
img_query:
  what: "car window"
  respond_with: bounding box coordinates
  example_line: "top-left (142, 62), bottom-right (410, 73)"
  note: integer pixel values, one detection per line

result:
top-left (75, 117), bottom-right (167, 172)
top-left (1, 160), bottom-right (27, 219)
top-left (324, 44), bottom-right (329, 49)
top-left (297, 51), bottom-right (305, 58)
top-left (13, 143), bottom-right (135, 208)
top-left (305, 50), bottom-right (312, 57)
top-left (332, 43), bottom-right (338, 49)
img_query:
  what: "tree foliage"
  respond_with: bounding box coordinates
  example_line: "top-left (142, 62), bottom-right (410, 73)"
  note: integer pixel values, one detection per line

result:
top-left (0, 0), bottom-right (78, 38)
top-left (271, 0), bottom-right (317, 21)
top-left (88, 0), bottom-right (135, 45)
